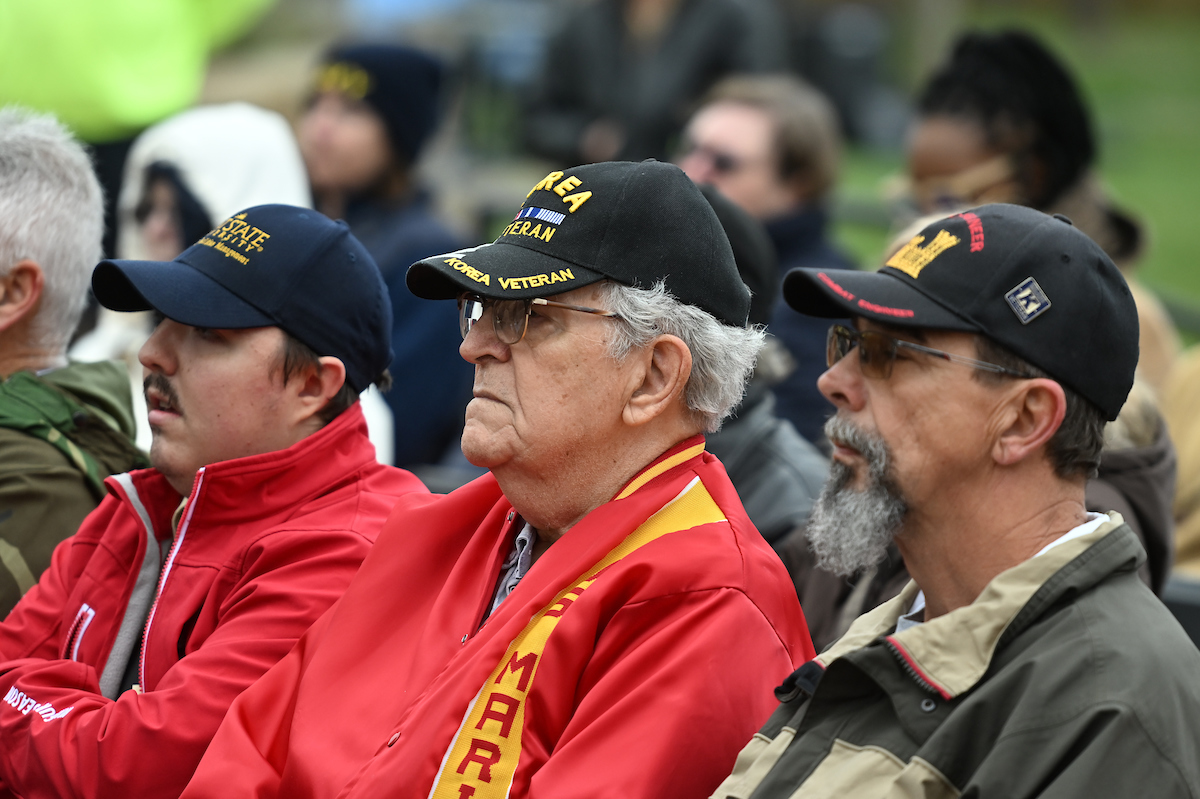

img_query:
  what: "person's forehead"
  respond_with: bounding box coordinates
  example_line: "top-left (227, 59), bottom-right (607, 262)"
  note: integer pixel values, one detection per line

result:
top-left (689, 102), bottom-right (776, 152)
top-left (908, 115), bottom-right (995, 178)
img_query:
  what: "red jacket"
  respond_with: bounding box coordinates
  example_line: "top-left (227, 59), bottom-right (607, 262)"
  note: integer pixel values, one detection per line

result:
top-left (184, 437), bottom-right (815, 799)
top-left (0, 404), bottom-right (427, 799)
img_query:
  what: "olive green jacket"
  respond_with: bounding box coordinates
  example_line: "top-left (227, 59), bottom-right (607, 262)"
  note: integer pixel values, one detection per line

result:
top-left (0, 362), bottom-right (146, 616)
top-left (713, 515), bottom-right (1200, 798)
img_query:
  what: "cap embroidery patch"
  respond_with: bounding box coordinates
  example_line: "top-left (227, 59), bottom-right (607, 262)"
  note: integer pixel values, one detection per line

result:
top-left (498, 269), bottom-right (575, 291)
top-left (525, 170), bottom-right (592, 213)
top-left (315, 62), bottom-right (372, 100)
top-left (196, 213), bottom-right (271, 266)
top-left (885, 230), bottom-right (961, 279)
top-left (444, 256), bottom-right (490, 286)
top-left (1005, 277), bottom-right (1051, 324)
top-left (515, 207), bottom-right (566, 225)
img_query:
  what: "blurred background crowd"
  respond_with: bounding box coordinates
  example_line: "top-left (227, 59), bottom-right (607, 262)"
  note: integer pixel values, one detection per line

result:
top-left (3, 0), bottom-right (1200, 635)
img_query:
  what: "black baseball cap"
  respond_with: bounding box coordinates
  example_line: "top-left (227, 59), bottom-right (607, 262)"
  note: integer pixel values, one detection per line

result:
top-left (92, 204), bottom-right (393, 393)
top-left (406, 160), bottom-right (750, 327)
top-left (782, 203), bottom-right (1138, 420)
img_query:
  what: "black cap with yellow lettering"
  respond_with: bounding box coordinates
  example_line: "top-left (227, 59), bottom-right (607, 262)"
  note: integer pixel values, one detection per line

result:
top-left (782, 203), bottom-right (1138, 420)
top-left (406, 160), bottom-right (751, 327)
top-left (91, 204), bottom-right (392, 393)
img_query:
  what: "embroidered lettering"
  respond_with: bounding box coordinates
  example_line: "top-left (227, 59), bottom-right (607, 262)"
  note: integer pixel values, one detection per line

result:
top-left (495, 651), bottom-right (537, 692)
top-left (497, 270), bottom-right (575, 291)
top-left (475, 693), bottom-right (521, 738)
top-left (444, 257), bottom-right (490, 286)
top-left (561, 191), bottom-right (591, 213)
top-left (956, 212), bottom-right (985, 252)
top-left (456, 739), bottom-right (503, 782)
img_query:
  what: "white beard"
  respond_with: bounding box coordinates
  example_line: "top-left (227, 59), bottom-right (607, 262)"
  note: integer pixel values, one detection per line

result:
top-left (805, 415), bottom-right (908, 577)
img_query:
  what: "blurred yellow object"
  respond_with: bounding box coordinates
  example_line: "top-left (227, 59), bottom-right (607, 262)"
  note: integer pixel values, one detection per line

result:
top-left (0, 0), bottom-right (275, 142)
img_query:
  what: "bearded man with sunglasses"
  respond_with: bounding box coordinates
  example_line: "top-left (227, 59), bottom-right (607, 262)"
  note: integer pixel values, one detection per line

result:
top-left (711, 204), bottom-right (1200, 798)
top-left (182, 160), bottom-right (814, 799)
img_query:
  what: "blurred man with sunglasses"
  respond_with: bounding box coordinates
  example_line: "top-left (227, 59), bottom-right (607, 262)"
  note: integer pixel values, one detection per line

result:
top-left (678, 75), bottom-right (852, 449)
top-left (712, 204), bottom-right (1200, 798)
top-left (182, 160), bottom-right (814, 799)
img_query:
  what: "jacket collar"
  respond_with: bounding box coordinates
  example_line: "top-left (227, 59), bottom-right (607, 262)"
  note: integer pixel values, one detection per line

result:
top-left (613, 435), bottom-right (706, 501)
top-left (818, 514), bottom-right (1141, 698)
top-left (111, 402), bottom-right (379, 533)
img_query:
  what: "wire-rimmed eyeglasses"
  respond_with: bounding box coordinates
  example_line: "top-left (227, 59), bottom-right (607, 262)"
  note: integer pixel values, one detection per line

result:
top-left (826, 324), bottom-right (1035, 380)
top-left (457, 293), bottom-right (622, 345)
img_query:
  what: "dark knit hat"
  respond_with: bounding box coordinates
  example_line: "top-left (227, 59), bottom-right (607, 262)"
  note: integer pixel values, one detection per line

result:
top-left (782, 203), bottom-right (1138, 420)
top-left (407, 160), bottom-right (750, 327)
top-left (315, 44), bottom-right (443, 165)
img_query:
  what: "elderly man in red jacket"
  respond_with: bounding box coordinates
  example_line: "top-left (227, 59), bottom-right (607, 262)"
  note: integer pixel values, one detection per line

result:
top-left (182, 161), bottom-right (815, 799)
top-left (0, 205), bottom-right (427, 799)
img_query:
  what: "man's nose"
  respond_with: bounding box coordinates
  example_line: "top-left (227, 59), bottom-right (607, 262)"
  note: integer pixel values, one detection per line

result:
top-left (138, 318), bottom-right (180, 374)
top-left (458, 310), bottom-right (510, 365)
top-left (818, 346), bottom-right (867, 413)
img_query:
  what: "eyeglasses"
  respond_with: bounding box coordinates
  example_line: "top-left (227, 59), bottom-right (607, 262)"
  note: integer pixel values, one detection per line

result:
top-left (826, 324), bottom-right (1034, 380)
top-left (458, 293), bottom-right (621, 345)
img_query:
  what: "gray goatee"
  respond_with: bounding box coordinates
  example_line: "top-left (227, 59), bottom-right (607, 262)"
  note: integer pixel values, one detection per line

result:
top-left (805, 415), bottom-right (908, 577)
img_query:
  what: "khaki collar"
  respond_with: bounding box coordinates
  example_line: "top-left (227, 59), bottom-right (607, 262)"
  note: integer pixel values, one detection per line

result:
top-left (818, 513), bottom-right (1127, 698)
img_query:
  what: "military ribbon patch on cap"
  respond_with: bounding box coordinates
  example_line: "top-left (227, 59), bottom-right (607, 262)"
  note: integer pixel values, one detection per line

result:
top-left (1005, 277), bottom-right (1051, 324)
top-left (515, 207), bottom-right (566, 226)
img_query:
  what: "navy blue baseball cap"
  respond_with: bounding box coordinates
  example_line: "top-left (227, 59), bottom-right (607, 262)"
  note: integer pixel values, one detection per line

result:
top-left (92, 204), bottom-right (393, 393)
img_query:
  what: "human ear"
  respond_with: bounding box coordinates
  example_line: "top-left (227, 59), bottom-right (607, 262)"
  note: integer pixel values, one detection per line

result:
top-left (991, 378), bottom-right (1067, 467)
top-left (0, 261), bottom-right (45, 333)
top-left (621, 335), bottom-right (692, 427)
top-left (292, 356), bottom-right (349, 424)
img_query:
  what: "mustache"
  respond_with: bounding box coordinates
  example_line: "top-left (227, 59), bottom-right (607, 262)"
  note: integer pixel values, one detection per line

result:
top-left (143, 373), bottom-right (182, 414)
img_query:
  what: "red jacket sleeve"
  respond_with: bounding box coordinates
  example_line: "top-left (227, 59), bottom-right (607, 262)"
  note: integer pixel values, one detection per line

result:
top-left (527, 586), bottom-right (803, 799)
top-left (180, 599), bottom-right (337, 799)
top-left (0, 526), bottom-right (369, 799)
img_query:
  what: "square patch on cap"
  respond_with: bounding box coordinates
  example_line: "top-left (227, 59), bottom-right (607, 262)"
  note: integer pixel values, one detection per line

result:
top-left (1005, 277), bottom-right (1052, 324)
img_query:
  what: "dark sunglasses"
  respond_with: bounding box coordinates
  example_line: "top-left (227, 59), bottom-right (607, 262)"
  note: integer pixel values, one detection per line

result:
top-left (826, 324), bottom-right (1034, 381)
top-left (458, 294), bottom-right (621, 345)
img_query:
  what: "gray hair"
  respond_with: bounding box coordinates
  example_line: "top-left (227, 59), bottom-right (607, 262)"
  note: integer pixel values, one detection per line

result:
top-left (596, 280), bottom-right (765, 433)
top-left (0, 107), bottom-right (103, 353)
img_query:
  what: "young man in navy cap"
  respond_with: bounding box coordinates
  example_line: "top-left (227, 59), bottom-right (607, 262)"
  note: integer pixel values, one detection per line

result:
top-left (183, 160), bottom-right (813, 799)
top-left (712, 204), bottom-right (1200, 798)
top-left (0, 205), bottom-right (427, 799)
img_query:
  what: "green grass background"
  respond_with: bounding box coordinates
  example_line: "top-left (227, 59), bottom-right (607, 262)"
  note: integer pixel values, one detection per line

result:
top-left (831, 7), bottom-right (1200, 332)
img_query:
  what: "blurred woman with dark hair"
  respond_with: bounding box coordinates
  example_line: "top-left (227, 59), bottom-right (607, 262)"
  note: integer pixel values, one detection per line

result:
top-left (905, 29), bottom-right (1179, 392)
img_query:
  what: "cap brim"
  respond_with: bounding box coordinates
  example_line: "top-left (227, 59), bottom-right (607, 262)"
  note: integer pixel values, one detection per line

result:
top-left (406, 240), bottom-right (607, 301)
top-left (93, 259), bottom-right (275, 328)
top-left (782, 267), bottom-right (978, 331)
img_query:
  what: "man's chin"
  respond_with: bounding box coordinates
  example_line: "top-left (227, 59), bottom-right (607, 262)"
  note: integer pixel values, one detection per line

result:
top-left (460, 425), bottom-right (512, 471)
